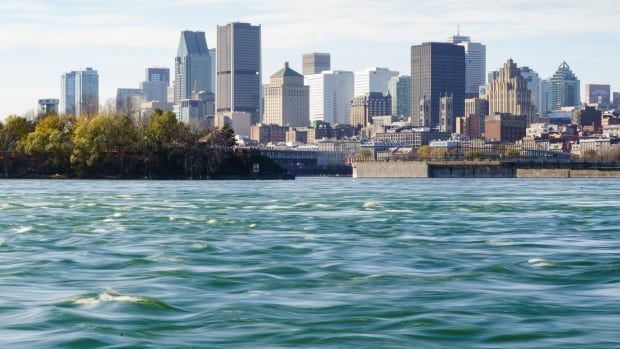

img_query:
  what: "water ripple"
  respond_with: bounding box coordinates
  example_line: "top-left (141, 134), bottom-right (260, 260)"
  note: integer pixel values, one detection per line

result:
top-left (0, 179), bottom-right (619, 348)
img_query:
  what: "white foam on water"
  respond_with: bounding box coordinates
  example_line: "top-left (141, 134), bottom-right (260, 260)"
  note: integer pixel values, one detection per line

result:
top-left (264, 204), bottom-right (291, 210)
top-left (315, 204), bottom-right (330, 209)
top-left (207, 219), bottom-right (218, 225)
top-left (112, 212), bottom-right (123, 218)
top-left (0, 237), bottom-right (6, 246)
top-left (249, 223), bottom-right (257, 228)
top-left (363, 201), bottom-right (381, 210)
top-left (169, 216), bottom-right (176, 221)
top-left (191, 242), bottom-right (208, 250)
top-left (13, 226), bottom-right (33, 234)
top-left (0, 203), bottom-right (10, 210)
top-left (70, 292), bottom-right (142, 307)
top-left (528, 258), bottom-right (553, 268)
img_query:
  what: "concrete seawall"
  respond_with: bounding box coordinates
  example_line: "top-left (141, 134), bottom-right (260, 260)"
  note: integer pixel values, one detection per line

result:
top-left (517, 168), bottom-right (620, 178)
top-left (352, 161), bottom-right (429, 178)
top-left (353, 161), bottom-right (620, 178)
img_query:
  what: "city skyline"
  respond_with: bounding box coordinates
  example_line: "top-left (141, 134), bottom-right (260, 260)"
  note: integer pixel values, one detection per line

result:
top-left (1, 0), bottom-right (619, 117)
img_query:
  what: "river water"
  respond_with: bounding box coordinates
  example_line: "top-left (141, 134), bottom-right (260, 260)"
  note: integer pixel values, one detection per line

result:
top-left (0, 179), bottom-right (618, 348)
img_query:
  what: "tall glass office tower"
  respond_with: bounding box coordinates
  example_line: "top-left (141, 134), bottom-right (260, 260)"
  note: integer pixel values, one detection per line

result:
top-left (216, 22), bottom-right (262, 125)
top-left (174, 31), bottom-right (211, 104)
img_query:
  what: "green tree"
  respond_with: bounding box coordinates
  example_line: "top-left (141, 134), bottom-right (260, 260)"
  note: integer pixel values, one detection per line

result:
top-left (71, 115), bottom-right (139, 176)
top-left (0, 116), bottom-right (32, 177)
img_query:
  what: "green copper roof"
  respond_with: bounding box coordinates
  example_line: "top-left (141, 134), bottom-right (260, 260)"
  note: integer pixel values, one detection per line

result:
top-left (271, 62), bottom-right (302, 78)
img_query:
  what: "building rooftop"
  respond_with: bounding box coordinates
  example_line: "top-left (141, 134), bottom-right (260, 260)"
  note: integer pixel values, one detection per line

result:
top-left (271, 62), bottom-right (303, 78)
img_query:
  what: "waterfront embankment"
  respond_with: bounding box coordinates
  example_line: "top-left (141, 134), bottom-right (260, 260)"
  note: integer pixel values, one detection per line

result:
top-left (353, 160), bottom-right (620, 178)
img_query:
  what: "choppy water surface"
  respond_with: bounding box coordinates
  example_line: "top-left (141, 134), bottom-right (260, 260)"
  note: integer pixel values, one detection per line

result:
top-left (0, 179), bottom-right (619, 348)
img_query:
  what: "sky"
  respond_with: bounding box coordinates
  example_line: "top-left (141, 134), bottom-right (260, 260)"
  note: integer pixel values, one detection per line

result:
top-left (0, 0), bottom-right (619, 118)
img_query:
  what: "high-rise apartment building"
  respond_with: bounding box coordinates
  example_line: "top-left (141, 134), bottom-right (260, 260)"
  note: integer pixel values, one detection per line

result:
top-left (174, 31), bottom-right (212, 104)
top-left (614, 92), bottom-right (620, 111)
top-left (302, 53), bottom-right (331, 75)
top-left (388, 76), bottom-right (411, 118)
top-left (585, 84), bottom-right (611, 107)
top-left (306, 71), bottom-right (354, 125)
top-left (350, 92), bottom-right (392, 127)
top-left (550, 61), bottom-right (580, 109)
top-left (263, 62), bottom-right (309, 128)
top-left (411, 42), bottom-right (465, 128)
top-left (354, 67), bottom-right (399, 96)
top-left (447, 34), bottom-right (486, 96)
top-left (216, 22), bottom-right (262, 125)
top-left (485, 59), bottom-right (536, 124)
top-left (61, 67), bottom-right (99, 116)
top-left (141, 67), bottom-right (170, 103)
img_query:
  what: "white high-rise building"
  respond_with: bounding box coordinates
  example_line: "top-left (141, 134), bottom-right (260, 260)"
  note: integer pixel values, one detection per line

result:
top-left (447, 34), bottom-right (486, 95)
top-left (61, 67), bottom-right (99, 116)
top-left (305, 70), bottom-right (354, 125)
top-left (354, 67), bottom-right (398, 97)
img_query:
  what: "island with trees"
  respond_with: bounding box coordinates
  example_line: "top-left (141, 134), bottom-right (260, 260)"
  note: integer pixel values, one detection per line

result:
top-left (0, 110), bottom-right (293, 180)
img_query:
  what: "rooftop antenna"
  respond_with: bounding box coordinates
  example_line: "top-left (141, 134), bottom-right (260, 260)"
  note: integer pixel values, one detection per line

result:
top-left (457, 25), bottom-right (460, 36)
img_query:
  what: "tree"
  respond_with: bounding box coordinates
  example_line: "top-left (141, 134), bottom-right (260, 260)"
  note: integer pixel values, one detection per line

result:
top-left (417, 145), bottom-right (431, 161)
top-left (21, 115), bottom-right (74, 174)
top-left (0, 116), bottom-right (32, 177)
top-left (199, 124), bottom-right (237, 176)
top-left (71, 115), bottom-right (139, 176)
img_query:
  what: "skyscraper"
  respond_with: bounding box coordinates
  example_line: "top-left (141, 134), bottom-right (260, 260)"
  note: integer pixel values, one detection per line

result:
top-left (411, 42), bottom-right (465, 128)
top-left (485, 59), bottom-right (536, 124)
top-left (518, 66), bottom-right (543, 117)
top-left (305, 70), bottom-right (354, 125)
top-left (141, 67), bottom-right (170, 103)
top-left (447, 33), bottom-right (486, 96)
top-left (208, 48), bottom-right (216, 96)
top-left (354, 67), bottom-right (399, 96)
top-left (60, 71), bottom-right (77, 115)
top-left (216, 22), bottom-right (262, 125)
top-left (550, 61), bottom-right (580, 110)
top-left (302, 53), bottom-right (331, 75)
top-left (61, 67), bottom-right (99, 116)
top-left (388, 76), bottom-right (411, 118)
top-left (174, 31), bottom-right (211, 104)
top-left (541, 79), bottom-right (553, 116)
top-left (263, 62), bottom-right (309, 128)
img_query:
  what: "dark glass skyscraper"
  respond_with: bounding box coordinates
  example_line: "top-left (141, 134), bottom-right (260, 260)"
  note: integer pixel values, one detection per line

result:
top-left (411, 43), bottom-right (465, 128)
top-left (550, 61), bottom-right (580, 109)
top-left (174, 31), bottom-right (211, 104)
top-left (216, 22), bottom-right (262, 125)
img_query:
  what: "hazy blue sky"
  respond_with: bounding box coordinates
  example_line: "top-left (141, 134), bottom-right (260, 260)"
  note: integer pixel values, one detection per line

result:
top-left (0, 0), bottom-right (618, 117)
